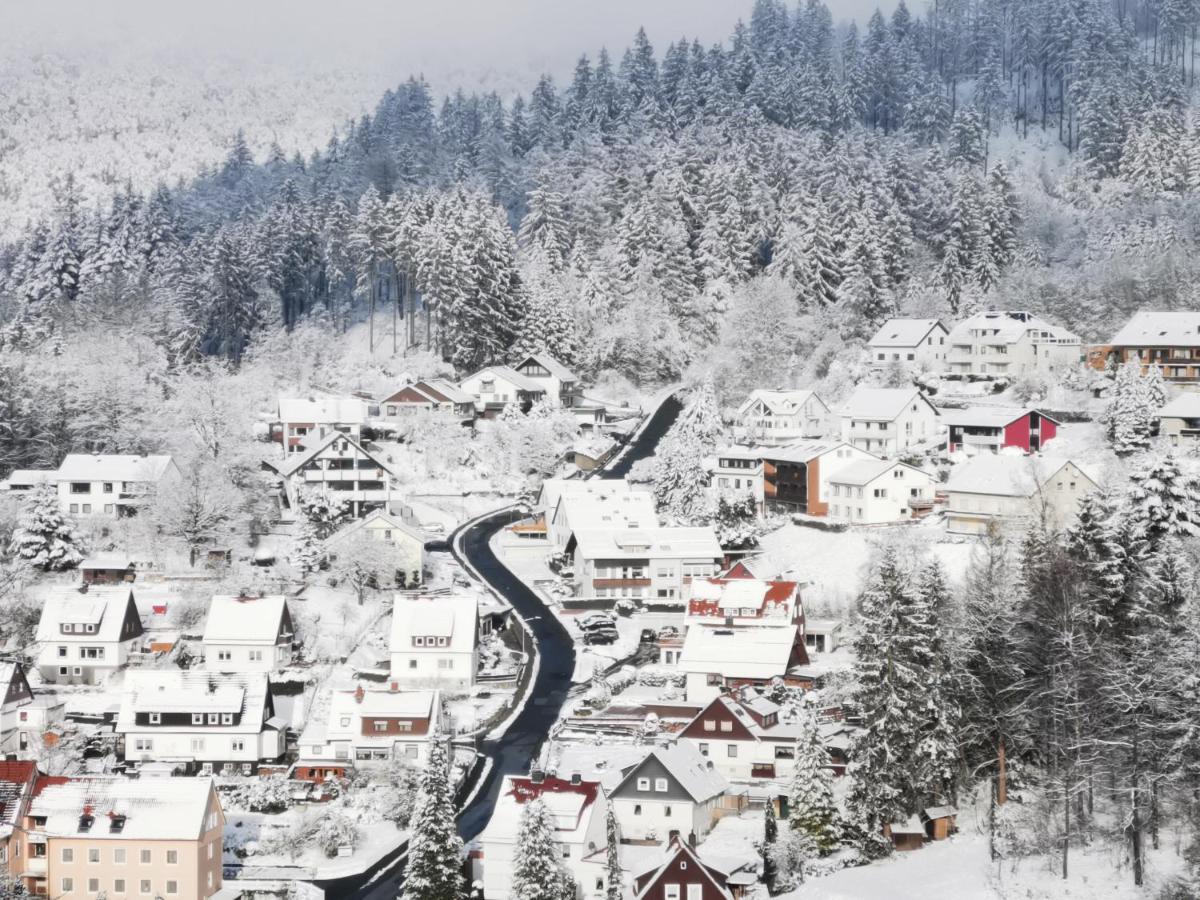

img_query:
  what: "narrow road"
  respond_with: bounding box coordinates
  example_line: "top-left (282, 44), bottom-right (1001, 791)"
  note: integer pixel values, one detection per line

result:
top-left (326, 391), bottom-right (679, 899)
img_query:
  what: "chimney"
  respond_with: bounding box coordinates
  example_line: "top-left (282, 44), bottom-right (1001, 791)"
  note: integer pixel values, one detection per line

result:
top-left (569, 772), bottom-right (581, 785)
top-left (389, 681), bottom-right (399, 692)
top-left (530, 769), bottom-right (545, 784)
top-left (354, 684), bottom-right (365, 704)
top-left (688, 831), bottom-right (698, 848)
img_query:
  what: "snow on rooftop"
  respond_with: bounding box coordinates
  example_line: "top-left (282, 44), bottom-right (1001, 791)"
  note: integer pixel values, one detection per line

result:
top-left (464, 365), bottom-right (546, 394)
top-left (117, 671), bottom-right (269, 731)
top-left (574, 527), bottom-right (722, 561)
top-left (56, 454), bottom-right (175, 483)
top-left (946, 455), bottom-right (1094, 496)
top-left (390, 593), bottom-right (477, 653)
top-left (941, 406), bottom-right (1053, 429)
top-left (29, 777), bottom-right (214, 841)
top-left (518, 352), bottom-right (578, 383)
top-left (716, 579), bottom-right (769, 611)
top-left (826, 459), bottom-right (909, 487)
top-left (948, 310), bottom-right (1079, 345)
top-left (737, 389), bottom-right (821, 417)
top-left (868, 318), bottom-right (944, 348)
top-left (677, 625), bottom-right (797, 680)
top-left (840, 387), bottom-right (931, 421)
top-left (1111, 311), bottom-right (1200, 346)
top-left (327, 686), bottom-right (437, 723)
top-left (277, 393), bottom-right (370, 424)
top-left (1159, 394), bottom-right (1200, 418)
top-left (202, 594), bottom-right (289, 645)
top-left (35, 587), bottom-right (135, 644)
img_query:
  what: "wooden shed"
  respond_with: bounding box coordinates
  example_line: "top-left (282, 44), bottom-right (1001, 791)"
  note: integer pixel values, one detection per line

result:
top-left (884, 817), bottom-right (926, 852)
top-left (80, 554), bottom-right (136, 585)
top-left (921, 805), bottom-right (959, 841)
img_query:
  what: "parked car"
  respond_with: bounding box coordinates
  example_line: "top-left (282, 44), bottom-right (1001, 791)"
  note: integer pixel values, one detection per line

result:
top-left (423, 521), bottom-right (446, 534)
top-left (579, 612), bottom-right (619, 645)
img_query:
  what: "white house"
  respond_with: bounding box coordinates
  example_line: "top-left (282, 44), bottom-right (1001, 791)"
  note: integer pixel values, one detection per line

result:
top-left (389, 593), bottom-right (478, 689)
top-left (677, 625), bottom-right (806, 703)
top-left (572, 528), bottom-right (724, 605)
top-left (1158, 394), bottom-right (1200, 447)
top-left (295, 685), bottom-right (442, 776)
top-left (945, 455), bottom-right (1098, 535)
top-left (513, 353), bottom-right (582, 408)
top-left (0, 663), bottom-right (34, 756)
top-left (116, 670), bottom-right (287, 774)
top-left (679, 692), bottom-right (807, 783)
top-left (839, 387), bottom-right (940, 456)
top-left (826, 459), bottom-right (935, 524)
top-left (378, 379), bottom-right (477, 422)
top-left (201, 594), bottom-right (295, 673)
top-left (733, 390), bottom-right (832, 445)
top-left (273, 392), bottom-right (375, 454)
top-left (458, 366), bottom-right (547, 417)
top-left (868, 318), bottom-right (949, 371)
top-left (682, 578), bottom-right (803, 634)
top-left (946, 310), bottom-right (1081, 377)
top-left (261, 431), bottom-right (400, 519)
top-left (606, 741), bottom-right (731, 845)
top-left (478, 773), bottom-right (607, 900)
top-left (548, 486), bottom-right (658, 553)
top-left (54, 455), bottom-right (181, 518)
top-left (325, 508), bottom-right (426, 586)
top-left (35, 587), bottom-right (145, 685)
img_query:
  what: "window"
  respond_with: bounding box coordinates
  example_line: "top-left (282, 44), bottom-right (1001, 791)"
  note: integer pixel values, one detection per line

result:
top-left (374, 721), bottom-right (388, 732)
top-left (149, 712), bottom-right (161, 724)
top-left (61, 878), bottom-right (74, 894)
top-left (71, 482), bottom-right (90, 494)
top-left (89, 848), bottom-right (100, 863)
top-left (58, 646), bottom-right (67, 657)
top-left (114, 849), bottom-right (126, 864)
top-left (191, 738), bottom-right (205, 752)
top-left (221, 713), bottom-right (233, 725)
top-left (62, 848), bottom-right (75, 862)
top-left (217, 651), bottom-right (231, 662)
top-left (727, 744), bottom-right (738, 758)
top-left (654, 778), bottom-right (668, 792)
top-left (665, 886), bottom-right (681, 900)
top-left (104, 504), bottom-right (114, 514)
top-left (140, 880), bottom-right (152, 895)
top-left (636, 777), bottom-right (650, 791)
top-left (437, 658), bottom-right (453, 669)
top-left (192, 713), bottom-right (203, 724)
top-left (698, 743), bottom-right (709, 756)
top-left (88, 878), bottom-right (100, 892)
top-left (634, 804), bottom-right (642, 815)
top-left (208, 714), bottom-right (219, 724)
top-left (232, 740), bottom-right (245, 752)
top-left (166, 850), bottom-right (178, 865)
top-left (664, 805), bottom-right (672, 817)
top-left (103, 482), bottom-right (113, 493)
top-left (409, 660), bottom-right (418, 669)
top-left (561, 846), bottom-right (570, 859)
top-left (59, 666), bottom-right (69, 676)
top-left (114, 879), bottom-right (126, 893)
top-left (140, 849), bottom-right (152, 864)
top-left (134, 738), bottom-right (152, 752)
top-left (719, 721), bottom-right (733, 733)
top-left (248, 650), bottom-right (263, 662)
top-left (702, 720), bottom-right (716, 732)
top-left (82, 504), bottom-right (91, 514)
top-left (387, 405), bottom-right (397, 416)
top-left (688, 885), bottom-right (703, 900)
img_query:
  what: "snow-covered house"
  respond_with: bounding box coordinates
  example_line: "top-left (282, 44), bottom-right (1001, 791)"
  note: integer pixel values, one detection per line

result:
top-left (606, 741), bottom-right (730, 844)
top-left (676, 625), bottom-right (807, 704)
top-left (325, 508), bottom-right (426, 586)
top-left (944, 408), bottom-right (1061, 454)
top-left (261, 431), bottom-right (400, 519)
top-left (946, 310), bottom-right (1081, 376)
top-left (1110, 311), bottom-right (1200, 383)
top-left (378, 379), bottom-right (476, 422)
top-left (868, 318), bottom-right (949, 371)
top-left (0, 760), bottom-right (37, 874)
top-left (0, 664), bottom-right (33, 756)
top-left (733, 390), bottom-right (831, 445)
top-left (0, 470), bottom-right (52, 494)
top-left (631, 838), bottom-right (755, 900)
top-left (35, 586), bottom-right (144, 685)
top-left (827, 459), bottom-right (935, 524)
top-left (679, 692), bottom-right (807, 782)
top-left (513, 353), bottom-right (582, 408)
top-left (389, 593), bottom-right (478, 689)
top-left (116, 670), bottom-right (287, 775)
top-left (201, 594), bottom-right (295, 673)
top-left (458, 365), bottom-right (547, 417)
top-left (272, 392), bottom-right (375, 454)
top-left (945, 456), bottom-right (1099, 535)
top-left (572, 528), bottom-right (724, 605)
top-left (683, 578), bottom-right (803, 634)
top-left (478, 773), bottom-right (606, 900)
top-left (839, 387), bottom-right (940, 457)
top-left (295, 685), bottom-right (443, 779)
top-left (54, 454), bottom-right (180, 518)
top-left (549, 486), bottom-right (658, 553)
top-left (1159, 394), bottom-right (1200, 447)
top-left (711, 441), bottom-right (878, 516)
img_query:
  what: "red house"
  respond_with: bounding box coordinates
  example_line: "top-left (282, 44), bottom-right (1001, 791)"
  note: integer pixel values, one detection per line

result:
top-left (634, 837), bottom-right (747, 900)
top-left (944, 408), bottom-right (1060, 455)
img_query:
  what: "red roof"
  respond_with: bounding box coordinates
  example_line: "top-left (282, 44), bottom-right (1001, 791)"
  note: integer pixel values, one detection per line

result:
top-left (0, 761), bottom-right (37, 785)
top-left (31, 775), bottom-right (72, 799)
top-left (687, 578), bottom-right (799, 619)
top-left (506, 775), bottom-right (601, 827)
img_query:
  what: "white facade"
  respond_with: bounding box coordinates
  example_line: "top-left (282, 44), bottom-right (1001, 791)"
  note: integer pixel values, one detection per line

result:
top-left (840, 388), bottom-right (940, 457)
top-left (945, 310), bottom-right (1081, 376)
top-left (54, 455), bottom-right (180, 518)
top-left (514, 353), bottom-right (581, 408)
top-left (275, 393), bottom-right (374, 454)
top-left (35, 587), bottom-right (144, 685)
top-left (572, 528), bottom-right (723, 604)
top-left (868, 318), bottom-right (949, 371)
top-left (549, 487), bottom-right (658, 552)
top-left (458, 366), bottom-right (546, 414)
top-left (201, 595), bottom-right (295, 673)
top-left (298, 686), bottom-right (441, 767)
top-left (827, 460), bottom-right (935, 524)
top-left (734, 390), bottom-right (831, 445)
top-left (945, 457), bottom-right (1098, 535)
top-left (389, 594), bottom-right (478, 689)
top-left (325, 508), bottom-right (426, 586)
top-left (263, 431), bottom-right (400, 519)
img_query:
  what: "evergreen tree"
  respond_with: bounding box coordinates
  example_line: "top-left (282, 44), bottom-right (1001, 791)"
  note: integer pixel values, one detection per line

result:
top-left (510, 797), bottom-right (576, 900)
top-left (604, 804), bottom-right (623, 900)
top-left (8, 482), bottom-right (84, 571)
top-left (1127, 454), bottom-right (1200, 546)
top-left (288, 519), bottom-right (324, 576)
top-left (1104, 360), bottom-right (1153, 456)
top-left (788, 698), bottom-right (840, 855)
top-left (760, 804), bottom-right (779, 890)
top-left (401, 734), bottom-right (464, 900)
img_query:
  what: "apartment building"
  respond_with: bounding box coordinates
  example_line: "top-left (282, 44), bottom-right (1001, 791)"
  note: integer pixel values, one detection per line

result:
top-left (945, 456), bottom-right (1098, 535)
top-left (711, 440), bottom-right (878, 516)
top-left (273, 392), bottom-right (375, 454)
top-left (826, 460), bottom-right (936, 525)
top-left (1110, 311), bottom-right (1200, 383)
top-left (34, 586), bottom-right (144, 685)
top-left (262, 431), bottom-right (400, 519)
top-left (839, 387), bottom-right (940, 456)
top-left (572, 528), bottom-right (724, 604)
top-left (47, 455), bottom-right (180, 518)
top-left (733, 390), bottom-right (831, 445)
top-left (945, 310), bottom-right (1081, 376)
top-left (201, 594), bottom-right (296, 673)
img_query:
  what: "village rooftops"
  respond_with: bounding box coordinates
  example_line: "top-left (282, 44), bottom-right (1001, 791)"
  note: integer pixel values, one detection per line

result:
top-left (35, 587), bottom-right (137, 644)
top-left (117, 671), bottom-right (274, 732)
top-left (572, 527), bottom-right (722, 560)
top-left (202, 594), bottom-right (292, 646)
top-left (263, 430), bottom-right (392, 479)
top-left (328, 685), bottom-right (437, 722)
top-left (56, 454), bottom-right (175, 483)
top-left (687, 577), bottom-right (799, 618)
top-left (381, 378), bottom-right (476, 406)
top-left (1111, 311), bottom-right (1200, 347)
top-left (949, 310), bottom-right (1080, 344)
top-left (464, 365), bottom-right (545, 394)
top-left (868, 318), bottom-right (945, 347)
top-left (277, 393), bottom-right (370, 424)
top-left (28, 776), bottom-right (216, 841)
top-left (677, 625), bottom-right (799, 681)
top-left (946, 455), bottom-right (1096, 497)
top-left (941, 407), bottom-right (1060, 429)
top-left (516, 352), bottom-right (579, 383)
top-left (840, 387), bottom-right (935, 421)
top-left (612, 741), bottom-right (729, 803)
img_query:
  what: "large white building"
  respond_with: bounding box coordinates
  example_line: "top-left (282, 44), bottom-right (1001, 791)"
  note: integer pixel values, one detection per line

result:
top-left (827, 459), bottom-right (935, 524)
top-left (548, 486), bottom-right (658, 553)
top-left (711, 440), bottom-right (879, 516)
top-left (733, 390), bottom-right (832, 445)
top-left (946, 310), bottom-right (1081, 377)
top-left (201, 594), bottom-right (295, 673)
top-left (1110, 310), bottom-right (1200, 384)
top-left (262, 431), bottom-right (400, 519)
top-left (273, 392), bottom-right (375, 454)
top-left (868, 318), bottom-right (949, 371)
top-left (945, 456), bottom-right (1098, 535)
top-left (35, 587), bottom-right (145, 685)
top-left (24, 455), bottom-right (181, 518)
top-left (840, 387), bottom-right (940, 456)
top-left (389, 593), bottom-right (478, 689)
top-left (572, 528), bottom-right (724, 604)
top-left (512, 353), bottom-right (581, 408)
top-left (325, 508), bottom-right (426, 587)
top-left (676, 625), bottom-right (805, 703)
top-left (606, 741), bottom-right (730, 844)
top-left (458, 366), bottom-right (547, 417)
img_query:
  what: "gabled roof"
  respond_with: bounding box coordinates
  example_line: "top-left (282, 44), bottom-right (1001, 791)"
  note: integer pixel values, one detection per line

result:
top-left (325, 508), bottom-right (426, 547)
top-left (2, 470), bottom-right (53, 489)
top-left (736, 389), bottom-right (826, 418)
top-left (382, 380), bottom-right (475, 406)
top-left (677, 625), bottom-right (798, 680)
top-left (948, 310), bottom-right (1079, 345)
top-left (277, 393), bottom-right (370, 424)
top-left (28, 776), bottom-right (216, 841)
top-left (35, 587), bottom-right (138, 645)
top-left (0, 761), bottom-right (37, 838)
top-left (79, 553), bottom-right (136, 571)
top-left (263, 431), bottom-right (392, 479)
top-left (483, 774), bottom-right (602, 845)
top-left (827, 459), bottom-right (930, 487)
top-left (717, 440), bottom-right (869, 466)
top-left (202, 594), bottom-right (291, 646)
top-left (554, 489), bottom-right (658, 534)
top-left (516, 352), bottom-right (579, 384)
top-left (634, 839), bottom-right (733, 900)
top-left (686, 577), bottom-right (799, 621)
top-left (611, 741), bottom-right (728, 803)
top-left (573, 527), bottom-right (722, 561)
top-left (327, 686), bottom-right (437, 723)
top-left (868, 318), bottom-right (946, 348)
top-left (942, 407), bottom-right (1060, 429)
top-left (390, 593), bottom-right (477, 655)
top-left (1111, 311), bottom-right (1200, 347)
top-left (117, 671), bottom-right (271, 734)
top-left (840, 387), bottom-right (936, 422)
top-left (946, 455), bottom-right (1097, 497)
top-left (56, 455), bottom-right (176, 483)
top-left (461, 365), bottom-right (545, 394)
top-left (1159, 394), bottom-right (1200, 419)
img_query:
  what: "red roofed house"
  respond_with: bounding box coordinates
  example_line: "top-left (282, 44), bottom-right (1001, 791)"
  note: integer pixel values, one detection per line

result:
top-left (0, 761), bottom-right (38, 878)
top-left (379, 379), bottom-right (477, 423)
top-left (944, 407), bottom-right (1061, 455)
top-left (683, 578), bottom-right (803, 634)
top-left (679, 691), bottom-right (812, 783)
top-left (477, 773), bottom-right (606, 899)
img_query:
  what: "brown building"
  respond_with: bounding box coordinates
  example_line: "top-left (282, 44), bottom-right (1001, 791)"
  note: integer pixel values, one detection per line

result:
top-left (633, 837), bottom-right (749, 900)
top-left (1110, 311), bottom-right (1200, 383)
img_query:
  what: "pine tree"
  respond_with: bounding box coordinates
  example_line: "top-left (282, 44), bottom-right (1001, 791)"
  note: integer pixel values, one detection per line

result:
top-left (1104, 360), bottom-right (1153, 456)
top-left (8, 483), bottom-right (84, 571)
top-left (604, 804), bottom-right (623, 900)
top-left (914, 559), bottom-right (961, 805)
top-left (760, 805), bottom-right (779, 889)
top-left (401, 734), bottom-right (464, 900)
top-left (1127, 454), bottom-right (1200, 546)
top-left (510, 797), bottom-right (576, 900)
top-left (288, 519), bottom-right (324, 576)
top-left (788, 698), bottom-right (840, 855)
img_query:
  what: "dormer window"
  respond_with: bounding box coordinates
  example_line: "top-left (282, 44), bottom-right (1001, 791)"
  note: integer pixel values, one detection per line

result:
top-left (85, 624), bottom-right (95, 634)
top-left (221, 714), bottom-right (233, 725)
top-left (149, 713), bottom-right (161, 725)
top-left (414, 636), bottom-right (425, 647)
top-left (109, 815), bottom-right (126, 833)
top-left (78, 815), bottom-right (94, 832)
top-left (437, 637), bottom-right (448, 647)
top-left (207, 714), bottom-right (219, 725)
top-left (192, 714), bottom-right (203, 725)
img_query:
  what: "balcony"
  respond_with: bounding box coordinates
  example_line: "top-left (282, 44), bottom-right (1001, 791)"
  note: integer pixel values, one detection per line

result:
top-left (750, 763), bottom-right (776, 779)
top-left (593, 578), bottom-right (651, 589)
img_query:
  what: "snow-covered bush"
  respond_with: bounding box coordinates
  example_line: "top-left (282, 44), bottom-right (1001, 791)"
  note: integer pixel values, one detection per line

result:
top-left (636, 668), bottom-right (686, 688)
top-left (224, 775), bottom-right (292, 814)
top-left (605, 665), bottom-right (637, 693)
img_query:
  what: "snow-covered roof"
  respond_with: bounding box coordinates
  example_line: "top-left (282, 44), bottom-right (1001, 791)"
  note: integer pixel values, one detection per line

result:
top-left (202, 594), bottom-right (290, 646)
top-left (390, 593), bottom-right (477, 655)
top-left (277, 393), bottom-right (370, 424)
top-left (614, 741), bottom-right (729, 803)
top-left (517, 352), bottom-right (579, 383)
top-left (481, 774), bottom-right (602, 846)
top-left (421, 378), bottom-right (477, 404)
top-left (555, 489), bottom-right (657, 533)
top-left (948, 310), bottom-right (1079, 346)
top-left (634, 840), bottom-right (732, 900)
top-left (888, 816), bottom-right (925, 836)
top-left (327, 686), bottom-right (437, 724)
top-left (28, 776), bottom-right (215, 841)
top-left (325, 508), bottom-right (426, 547)
top-left (1159, 395), bottom-right (1200, 419)
top-left (265, 430), bottom-right (392, 479)
top-left (868, 318), bottom-right (945, 348)
top-left (79, 553), bottom-right (136, 571)
top-left (537, 476), bottom-right (631, 514)
top-left (840, 387), bottom-right (934, 422)
top-left (716, 440), bottom-right (866, 466)
top-left (736, 389), bottom-right (824, 418)
top-left (1111, 311), bottom-right (1200, 347)
top-left (56, 454), bottom-right (176, 483)
top-left (1, 469), bottom-right (52, 489)
top-left (35, 587), bottom-right (136, 644)
top-left (117, 671), bottom-right (271, 732)
top-left (677, 625), bottom-right (798, 680)
top-left (946, 456), bottom-right (1097, 497)
top-left (827, 459), bottom-right (929, 487)
top-left (0, 761), bottom-right (36, 838)
top-left (573, 527), bottom-right (722, 561)
top-left (942, 407), bottom-right (1060, 429)
top-left (461, 365), bottom-right (546, 394)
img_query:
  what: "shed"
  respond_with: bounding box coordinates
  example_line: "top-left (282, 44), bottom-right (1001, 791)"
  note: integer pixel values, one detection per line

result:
top-left (804, 618), bottom-right (842, 654)
top-left (885, 816), bottom-right (926, 851)
top-left (80, 554), bottom-right (137, 585)
top-left (921, 805), bottom-right (958, 841)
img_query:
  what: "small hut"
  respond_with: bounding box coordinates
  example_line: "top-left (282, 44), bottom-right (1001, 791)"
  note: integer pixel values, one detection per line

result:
top-left (921, 805), bottom-right (959, 841)
top-left (884, 816), bottom-right (926, 852)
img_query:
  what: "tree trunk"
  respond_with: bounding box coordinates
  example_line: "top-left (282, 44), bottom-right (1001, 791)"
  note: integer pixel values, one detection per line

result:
top-left (1131, 738), bottom-right (1144, 887)
top-left (997, 737), bottom-right (1007, 805)
top-left (1062, 791), bottom-right (1069, 880)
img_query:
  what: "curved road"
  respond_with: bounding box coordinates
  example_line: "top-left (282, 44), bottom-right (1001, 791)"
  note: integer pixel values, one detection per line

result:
top-left (330, 392), bottom-right (681, 899)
